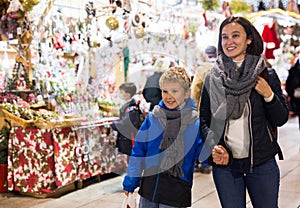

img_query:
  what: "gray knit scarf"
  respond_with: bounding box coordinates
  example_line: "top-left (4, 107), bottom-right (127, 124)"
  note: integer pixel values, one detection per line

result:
top-left (152, 105), bottom-right (198, 177)
top-left (210, 54), bottom-right (265, 120)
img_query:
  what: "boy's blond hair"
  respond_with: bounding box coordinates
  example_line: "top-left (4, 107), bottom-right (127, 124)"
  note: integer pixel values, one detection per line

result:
top-left (159, 66), bottom-right (191, 91)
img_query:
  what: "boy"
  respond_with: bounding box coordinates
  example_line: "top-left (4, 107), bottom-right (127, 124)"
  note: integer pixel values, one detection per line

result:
top-left (111, 82), bottom-right (148, 156)
top-left (123, 67), bottom-right (204, 207)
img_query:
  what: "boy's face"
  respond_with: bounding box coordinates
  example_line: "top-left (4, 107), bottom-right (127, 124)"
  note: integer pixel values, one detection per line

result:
top-left (161, 81), bottom-right (189, 110)
top-left (120, 89), bottom-right (131, 101)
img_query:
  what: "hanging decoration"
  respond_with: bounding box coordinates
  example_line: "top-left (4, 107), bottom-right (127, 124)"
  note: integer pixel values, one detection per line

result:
top-left (262, 22), bottom-right (280, 59)
top-left (6, 0), bottom-right (24, 19)
top-left (0, 0), bottom-right (39, 12)
top-left (21, 0), bottom-right (40, 12)
top-left (132, 27), bottom-right (145, 39)
top-left (0, 0), bottom-right (36, 50)
top-left (5, 61), bottom-right (32, 91)
top-left (106, 16), bottom-right (119, 30)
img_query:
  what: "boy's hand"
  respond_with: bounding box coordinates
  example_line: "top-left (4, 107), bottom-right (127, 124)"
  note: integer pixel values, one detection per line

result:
top-left (212, 145), bottom-right (229, 165)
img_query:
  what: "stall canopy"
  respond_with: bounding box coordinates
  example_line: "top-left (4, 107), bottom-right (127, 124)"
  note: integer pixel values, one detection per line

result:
top-left (246, 8), bottom-right (300, 27)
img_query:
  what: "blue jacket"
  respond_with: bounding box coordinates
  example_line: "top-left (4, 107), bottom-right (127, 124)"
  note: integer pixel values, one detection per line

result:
top-left (123, 98), bottom-right (204, 207)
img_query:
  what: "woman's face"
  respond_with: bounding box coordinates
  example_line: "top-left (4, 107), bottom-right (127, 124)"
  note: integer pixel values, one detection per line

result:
top-left (221, 22), bottom-right (252, 61)
top-left (161, 81), bottom-right (189, 110)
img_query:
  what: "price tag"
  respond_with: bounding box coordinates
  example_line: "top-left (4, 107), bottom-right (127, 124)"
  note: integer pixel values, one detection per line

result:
top-left (17, 27), bottom-right (22, 35)
top-left (8, 33), bottom-right (13, 40)
top-left (0, 41), bottom-right (7, 50)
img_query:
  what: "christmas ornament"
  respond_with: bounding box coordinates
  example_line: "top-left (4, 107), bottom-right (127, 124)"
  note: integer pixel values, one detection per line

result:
top-left (105, 16), bottom-right (119, 30)
top-left (132, 27), bottom-right (145, 39)
top-left (21, 0), bottom-right (39, 12)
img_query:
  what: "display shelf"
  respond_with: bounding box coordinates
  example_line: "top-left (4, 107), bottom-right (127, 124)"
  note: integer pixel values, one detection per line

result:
top-left (4, 90), bottom-right (36, 103)
top-left (6, 90), bottom-right (35, 93)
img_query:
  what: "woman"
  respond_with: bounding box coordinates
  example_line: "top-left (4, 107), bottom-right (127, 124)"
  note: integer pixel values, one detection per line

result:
top-left (199, 16), bottom-right (289, 208)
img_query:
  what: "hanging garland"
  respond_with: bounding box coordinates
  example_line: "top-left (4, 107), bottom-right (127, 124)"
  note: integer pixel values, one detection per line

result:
top-left (0, 0), bottom-right (39, 41)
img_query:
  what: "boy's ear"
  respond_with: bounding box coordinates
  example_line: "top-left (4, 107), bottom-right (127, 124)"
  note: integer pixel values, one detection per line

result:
top-left (185, 89), bottom-right (191, 99)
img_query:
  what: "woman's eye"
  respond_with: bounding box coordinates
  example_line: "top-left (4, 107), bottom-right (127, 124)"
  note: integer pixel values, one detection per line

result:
top-left (222, 36), bottom-right (228, 40)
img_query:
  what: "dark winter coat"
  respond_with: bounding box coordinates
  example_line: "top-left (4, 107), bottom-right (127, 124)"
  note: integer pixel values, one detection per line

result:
top-left (111, 98), bottom-right (143, 155)
top-left (200, 68), bottom-right (289, 167)
top-left (142, 72), bottom-right (163, 110)
top-left (286, 63), bottom-right (300, 114)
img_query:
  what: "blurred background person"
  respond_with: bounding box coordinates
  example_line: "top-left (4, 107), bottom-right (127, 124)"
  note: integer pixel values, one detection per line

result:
top-left (285, 59), bottom-right (300, 130)
top-left (111, 82), bottom-right (148, 157)
top-left (142, 55), bottom-right (169, 111)
top-left (191, 45), bottom-right (217, 174)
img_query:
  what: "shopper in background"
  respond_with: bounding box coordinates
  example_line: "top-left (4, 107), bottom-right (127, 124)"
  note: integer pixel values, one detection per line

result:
top-left (191, 45), bottom-right (217, 174)
top-left (123, 67), bottom-right (204, 207)
top-left (285, 59), bottom-right (300, 130)
top-left (191, 45), bottom-right (217, 110)
top-left (142, 56), bottom-right (169, 111)
top-left (122, 43), bottom-right (130, 81)
top-left (111, 82), bottom-right (147, 156)
top-left (199, 16), bottom-right (289, 208)
top-left (142, 70), bottom-right (162, 111)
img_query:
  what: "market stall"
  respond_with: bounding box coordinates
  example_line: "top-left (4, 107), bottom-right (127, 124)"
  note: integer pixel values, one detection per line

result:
top-left (0, 0), bottom-right (224, 197)
top-left (1, 99), bottom-right (126, 197)
top-left (246, 8), bottom-right (300, 83)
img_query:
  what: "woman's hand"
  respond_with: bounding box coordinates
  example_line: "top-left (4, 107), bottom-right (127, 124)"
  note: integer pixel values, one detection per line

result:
top-left (212, 145), bottom-right (229, 165)
top-left (255, 76), bottom-right (273, 98)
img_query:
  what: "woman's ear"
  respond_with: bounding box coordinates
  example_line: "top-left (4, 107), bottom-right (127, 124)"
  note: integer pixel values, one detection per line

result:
top-left (247, 38), bottom-right (252, 46)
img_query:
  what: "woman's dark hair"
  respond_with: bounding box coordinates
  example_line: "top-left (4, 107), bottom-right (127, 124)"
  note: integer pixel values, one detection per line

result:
top-left (119, 82), bottom-right (137, 97)
top-left (292, 58), bottom-right (300, 69)
top-left (217, 16), bottom-right (264, 56)
top-left (264, 57), bottom-right (272, 68)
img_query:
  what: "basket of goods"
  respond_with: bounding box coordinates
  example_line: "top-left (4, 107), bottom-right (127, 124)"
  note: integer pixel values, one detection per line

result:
top-left (1, 104), bottom-right (34, 128)
top-left (98, 101), bottom-right (120, 116)
top-left (34, 109), bottom-right (82, 129)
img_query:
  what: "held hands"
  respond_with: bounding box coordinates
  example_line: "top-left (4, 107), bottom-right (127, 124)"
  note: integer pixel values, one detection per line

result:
top-left (212, 145), bottom-right (229, 165)
top-left (255, 76), bottom-right (273, 98)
